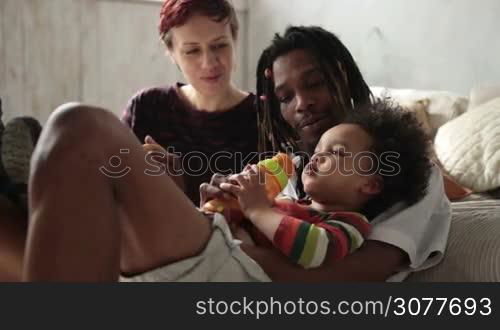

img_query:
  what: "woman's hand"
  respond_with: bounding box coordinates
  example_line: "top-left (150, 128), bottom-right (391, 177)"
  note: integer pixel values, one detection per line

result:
top-left (143, 135), bottom-right (185, 192)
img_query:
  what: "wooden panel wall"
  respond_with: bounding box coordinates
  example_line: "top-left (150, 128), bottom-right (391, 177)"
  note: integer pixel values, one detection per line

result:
top-left (1, 0), bottom-right (248, 124)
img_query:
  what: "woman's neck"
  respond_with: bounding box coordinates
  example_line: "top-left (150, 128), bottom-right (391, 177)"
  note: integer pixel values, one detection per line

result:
top-left (180, 84), bottom-right (248, 112)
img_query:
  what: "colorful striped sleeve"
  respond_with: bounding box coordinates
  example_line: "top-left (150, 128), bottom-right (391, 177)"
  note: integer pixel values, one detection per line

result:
top-left (272, 207), bottom-right (371, 269)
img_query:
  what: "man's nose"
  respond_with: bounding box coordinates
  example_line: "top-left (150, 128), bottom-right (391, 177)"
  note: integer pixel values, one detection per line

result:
top-left (294, 93), bottom-right (315, 113)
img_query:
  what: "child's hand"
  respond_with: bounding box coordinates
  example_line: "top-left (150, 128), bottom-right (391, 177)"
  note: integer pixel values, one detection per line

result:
top-left (220, 165), bottom-right (272, 220)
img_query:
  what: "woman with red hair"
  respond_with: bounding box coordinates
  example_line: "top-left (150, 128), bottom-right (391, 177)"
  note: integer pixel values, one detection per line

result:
top-left (122, 0), bottom-right (258, 205)
top-left (0, 0), bottom-right (258, 281)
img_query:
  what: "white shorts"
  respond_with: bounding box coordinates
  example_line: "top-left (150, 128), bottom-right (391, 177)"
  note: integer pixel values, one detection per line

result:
top-left (120, 213), bottom-right (271, 282)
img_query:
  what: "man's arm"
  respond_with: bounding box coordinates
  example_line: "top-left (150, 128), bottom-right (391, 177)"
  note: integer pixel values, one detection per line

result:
top-left (200, 177), bottom-right (407, 281)
top-left (241, 240), bottom-right (407, 282)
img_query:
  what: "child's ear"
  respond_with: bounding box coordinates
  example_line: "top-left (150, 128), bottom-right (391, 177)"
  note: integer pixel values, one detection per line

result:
top-left (360, 175), bottom-right (383, 196)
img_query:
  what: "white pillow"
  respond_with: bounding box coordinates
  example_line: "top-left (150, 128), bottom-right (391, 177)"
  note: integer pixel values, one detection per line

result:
top-left (370, 87), bottom-right (469, 138)
top-left (434, 97), bottom-right (500, 192)
top-left (469, 84), bottom-right (500, 109)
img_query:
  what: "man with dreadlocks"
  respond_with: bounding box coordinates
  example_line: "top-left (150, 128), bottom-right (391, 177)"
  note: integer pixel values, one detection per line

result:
top-left (219, 100), bottom-right (432, 270)
top-left (230, 26), bottom-right (450, 281)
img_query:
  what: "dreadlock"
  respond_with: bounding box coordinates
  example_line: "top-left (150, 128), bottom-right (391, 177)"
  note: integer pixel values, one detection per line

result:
top-left (256, 26), bottom-right (372, 154)
top-left (256, 26), bottom-right (373, 197)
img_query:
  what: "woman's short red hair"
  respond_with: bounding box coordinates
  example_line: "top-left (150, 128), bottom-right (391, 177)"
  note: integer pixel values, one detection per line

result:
top-left (159, 0), bottom-right (239, 49)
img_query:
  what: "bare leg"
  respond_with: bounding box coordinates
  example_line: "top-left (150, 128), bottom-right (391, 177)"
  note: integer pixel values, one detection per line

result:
top-left (0, 196), bottom-right (26, 281)
top-left (24, 103), bottom-right (211, 281)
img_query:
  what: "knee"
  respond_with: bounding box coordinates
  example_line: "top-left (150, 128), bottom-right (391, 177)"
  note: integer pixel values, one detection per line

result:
top-left (46, 102), bottom-right (116, 138)
top-left (31, 103), bottom-right (117, 169)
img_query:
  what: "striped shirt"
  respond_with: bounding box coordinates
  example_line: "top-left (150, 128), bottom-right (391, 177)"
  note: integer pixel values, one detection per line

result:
top-left (270, 200), bottom-right (371, 269)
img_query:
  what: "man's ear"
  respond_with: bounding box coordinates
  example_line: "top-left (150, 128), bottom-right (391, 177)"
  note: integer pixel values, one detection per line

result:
top-left (360, 175), bottom-right (383, 196)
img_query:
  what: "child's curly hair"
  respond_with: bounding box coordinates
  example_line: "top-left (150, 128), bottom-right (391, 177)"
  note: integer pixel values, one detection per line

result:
top-left (344, 99), bottom-right (433, 219)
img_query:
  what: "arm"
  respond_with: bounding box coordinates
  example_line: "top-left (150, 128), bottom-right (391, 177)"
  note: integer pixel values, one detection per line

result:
top-left (199, 173), bottom-right (407, 281)
top-left (122, 89), bottom-right (189, 194)
top-left (121, 90), bottom-right (149, 142)
top-left (248, 166), bottom-right (450, 281)
top-left (220, 167), bottom-right (371, 269)
top-left (246, 206), bottom-right (371, 269)
top-left (232, 226), bottom-right (256, 246)
top-left (121, 88), bottom-right (166, 143)
top-left (241, 239), bottom-right (407, 282)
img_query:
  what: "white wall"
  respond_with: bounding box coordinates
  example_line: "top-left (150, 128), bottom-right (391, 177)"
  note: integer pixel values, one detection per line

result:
top-left (1, 0), bottom-right (84, 123)
top-left (3, 0), bottom-right (499, 124)
top-left (246, 0), bottom-right (500, 95)
top-left (0, 0), bottom-right (248, 123)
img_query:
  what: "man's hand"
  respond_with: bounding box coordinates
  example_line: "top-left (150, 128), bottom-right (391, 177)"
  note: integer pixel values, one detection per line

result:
top-left (232, 226), bottom-right (255, 246)
top-left (199, 173), bottom-right (235, 208)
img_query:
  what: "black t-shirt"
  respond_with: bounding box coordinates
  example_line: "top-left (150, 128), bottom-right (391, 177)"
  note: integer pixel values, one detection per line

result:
top-left (122, 84), bottom-right (259, 205)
